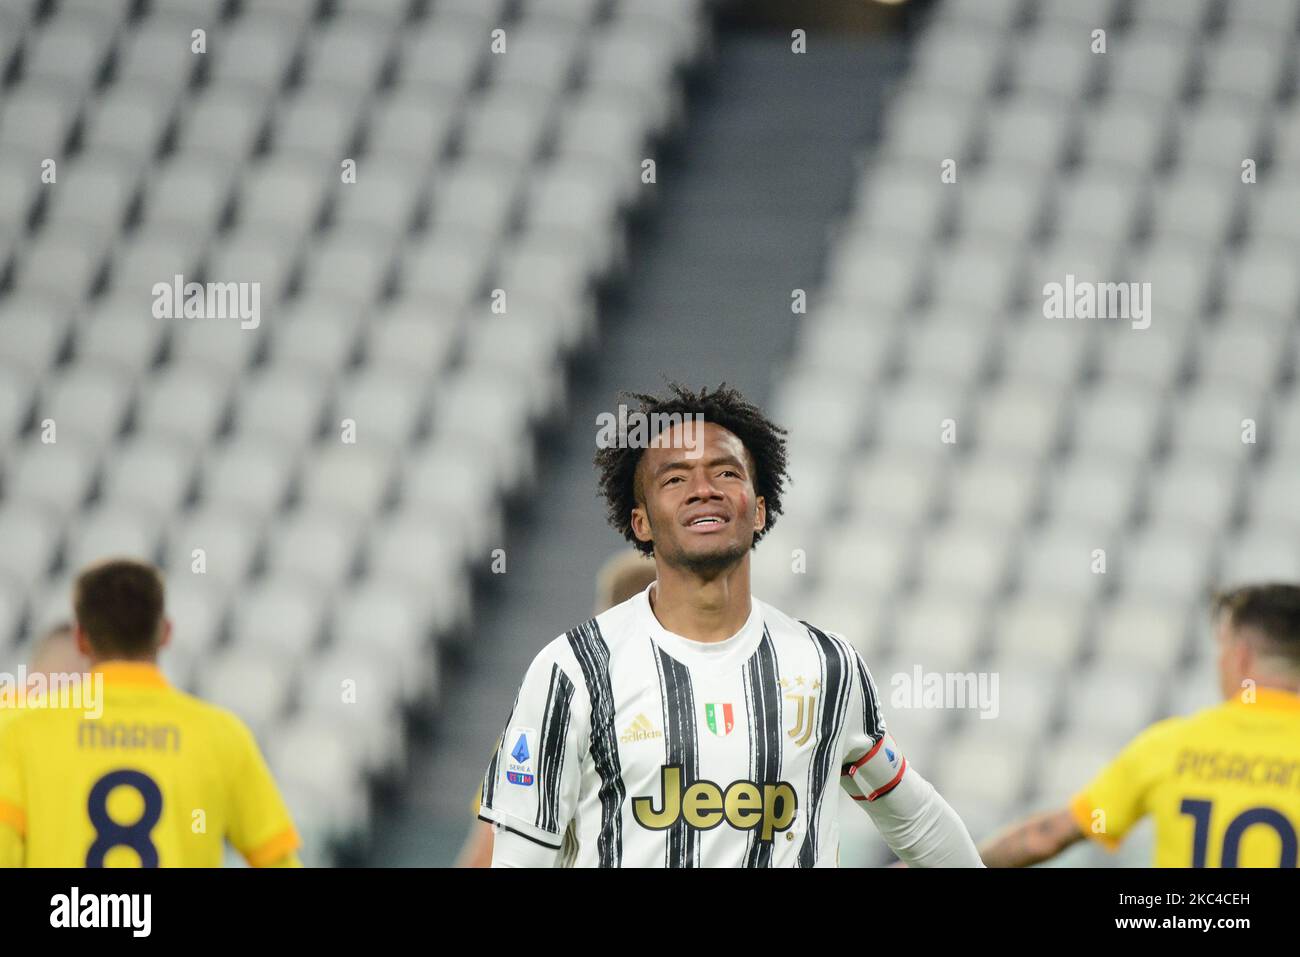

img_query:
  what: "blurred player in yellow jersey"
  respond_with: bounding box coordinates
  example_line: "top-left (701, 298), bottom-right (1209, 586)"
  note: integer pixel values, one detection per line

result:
top-left (454, 551), bottom-right (657, 867)
top-left (0, 558), bottom-right (302, 868)
top-left (981, 583), bottom-right (1300, 868)
top-left (0, 621), bottom-right (90, 732)
top-left (21, 621), bottom-right (90, 681)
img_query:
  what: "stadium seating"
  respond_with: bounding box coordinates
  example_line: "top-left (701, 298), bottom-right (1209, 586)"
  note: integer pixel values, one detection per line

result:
top-left (757, 0), bottom-right (1300, 867)
top-left (0, 0), bottom-right (709, 864)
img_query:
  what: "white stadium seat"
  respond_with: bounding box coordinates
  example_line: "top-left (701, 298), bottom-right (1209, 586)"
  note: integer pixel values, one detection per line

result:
top-left (228, 576), bottom-right (329, 663)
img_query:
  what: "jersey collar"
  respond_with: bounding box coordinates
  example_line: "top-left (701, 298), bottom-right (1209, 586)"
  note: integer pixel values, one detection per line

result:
top-left (94, 661), bottom-right (170, 689)
top-left (1241, 687), bottom-right (1300, 713)
top-left (637, 583), bottom-right (765, 669)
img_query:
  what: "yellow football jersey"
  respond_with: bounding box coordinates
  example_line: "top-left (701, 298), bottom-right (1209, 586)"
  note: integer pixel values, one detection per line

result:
top-left (0, 687), bottom-right (48, 734)
top-left (1070, 688), bottom-right (1300, 867)
top-left (0, 700), bottom-right (23, 734)
top-left (0, 662), bottom-right (300, 868)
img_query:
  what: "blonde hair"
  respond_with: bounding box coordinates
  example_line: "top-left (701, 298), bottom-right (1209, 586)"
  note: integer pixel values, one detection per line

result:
top-left (595, 552), bottom-right (657, 614)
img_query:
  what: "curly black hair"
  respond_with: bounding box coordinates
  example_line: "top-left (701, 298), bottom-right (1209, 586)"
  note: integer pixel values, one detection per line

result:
top-left (593, 382), bottom-right (789, 556)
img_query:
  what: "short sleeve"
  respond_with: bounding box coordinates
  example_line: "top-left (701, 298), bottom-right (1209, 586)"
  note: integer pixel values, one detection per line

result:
top-left (1069, 718), bottom-right (1181, 849)
top-left (837, 646), bottom-right (908, 803)
top-left (225, 718), bottom-right (302, 866)
top-left (479, 641), bottom-right (588, 851)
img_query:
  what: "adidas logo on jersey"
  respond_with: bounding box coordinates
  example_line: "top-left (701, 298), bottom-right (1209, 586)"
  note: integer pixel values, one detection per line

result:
top-left (619, 714), bottom-right (664, 744)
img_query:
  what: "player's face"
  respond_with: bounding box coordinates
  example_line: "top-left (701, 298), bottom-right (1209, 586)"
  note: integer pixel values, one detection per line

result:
top-left (630, 422), bottom-right (766, 575)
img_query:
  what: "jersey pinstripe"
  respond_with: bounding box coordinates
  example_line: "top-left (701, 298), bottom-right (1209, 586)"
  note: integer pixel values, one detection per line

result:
top-left (479, 584), bottom-right (905, 867)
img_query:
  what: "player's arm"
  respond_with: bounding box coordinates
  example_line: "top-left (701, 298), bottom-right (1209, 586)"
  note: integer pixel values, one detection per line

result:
top-left (456, 820), bottom-right (496, 868)
top-left (0, 725), bottom-right (26, 868)
top-left (454, 778), bottom-right (497, 867)
top-left (480, 639), bottom-right (589, 868)
top-left (978, 808), bottom-right (1086, 867)
top-left (837, 643), bottom-right (982, 867)
top-left (982, 719), bottom-right (1178, 866)
top-left (846, 754), bottom-right (984, 868)
top-left (225, 718), bottom-right (304, 868)
top-left (456, 746), bottom-right (500, 867)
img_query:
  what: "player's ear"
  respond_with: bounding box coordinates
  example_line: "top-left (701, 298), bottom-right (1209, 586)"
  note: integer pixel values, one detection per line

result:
top-left (159, 618), bottom-right (173, 651)
top-left (73, 624), bottom-right (92, 659)
top-left (1231, 634), bottom-right (1253, 676)
top-left (753, 495), bottom-right (766, 534)
top-left (630, 504), bottom-right (653, 545)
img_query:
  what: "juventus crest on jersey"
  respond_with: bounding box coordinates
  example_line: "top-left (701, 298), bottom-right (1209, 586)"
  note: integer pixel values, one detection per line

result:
top-left (479, 584), bottom-right (907, 867)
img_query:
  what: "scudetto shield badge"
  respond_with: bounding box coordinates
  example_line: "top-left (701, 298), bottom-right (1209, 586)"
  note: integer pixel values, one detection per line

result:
top-left (705, 702), bottom-right (734, 737)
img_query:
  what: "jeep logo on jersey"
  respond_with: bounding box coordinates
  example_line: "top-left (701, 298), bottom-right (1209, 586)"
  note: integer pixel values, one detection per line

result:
top-left (632, 765), bottom-right (798, 842)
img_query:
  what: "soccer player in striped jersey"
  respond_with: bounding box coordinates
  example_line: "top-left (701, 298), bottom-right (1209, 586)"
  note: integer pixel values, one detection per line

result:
top-left (479, 383), bottom-right (981, 867)
top-left (0, 559), bottom-right (301, 868)
top-left (980, 583), bottom-right (1300, 868)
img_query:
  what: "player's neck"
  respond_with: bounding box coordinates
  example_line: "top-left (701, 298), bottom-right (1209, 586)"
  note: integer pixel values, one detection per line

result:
top-left (1248, 676), bottom-right (1300, 696)
top-left (90, 655), bottom-right (159, 668)
top-left (648, 559), bottom-right (752, 644)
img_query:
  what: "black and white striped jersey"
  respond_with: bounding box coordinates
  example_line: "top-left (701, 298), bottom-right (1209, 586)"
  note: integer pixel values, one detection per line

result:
top-left (479, 584), bottom-right (907, 867)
